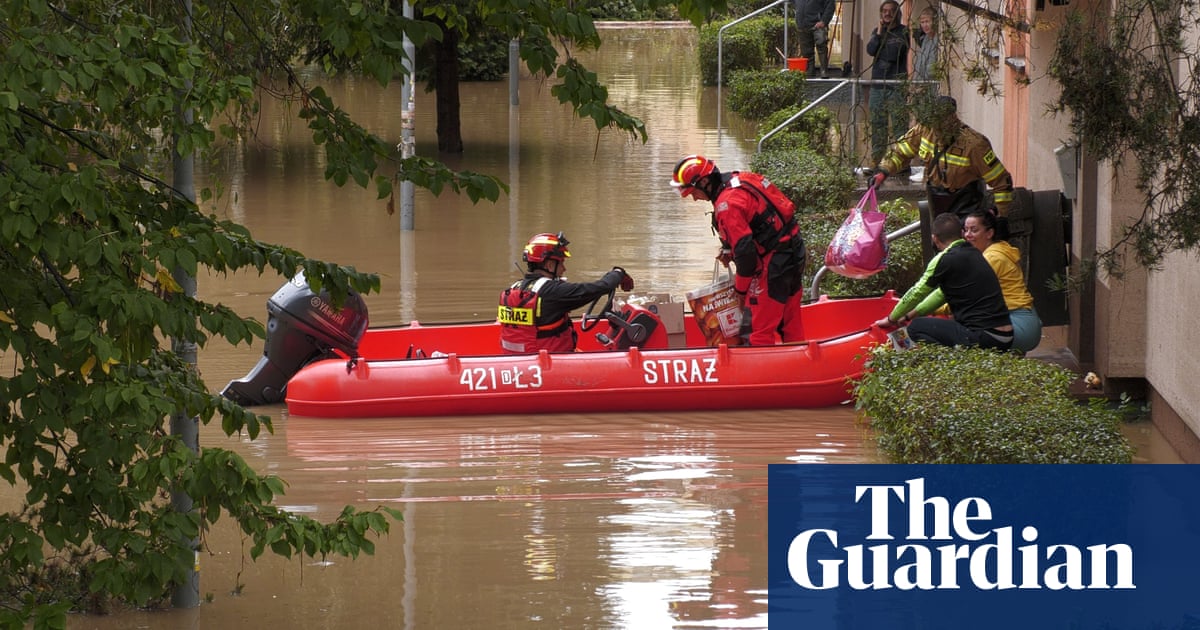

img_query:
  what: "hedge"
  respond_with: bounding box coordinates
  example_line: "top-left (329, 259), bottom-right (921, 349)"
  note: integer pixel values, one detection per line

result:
top-left (854, 345), bottom-right (1136, 464)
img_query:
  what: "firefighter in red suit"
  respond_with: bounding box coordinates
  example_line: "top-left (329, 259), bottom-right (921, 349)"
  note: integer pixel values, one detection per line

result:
top-left (499, 232), bottom-right (635, 354)
top-left (670, 156), bottom-right (807, 346)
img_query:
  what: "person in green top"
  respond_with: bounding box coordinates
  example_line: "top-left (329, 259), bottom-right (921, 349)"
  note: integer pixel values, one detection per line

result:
top-left (875, 213), bottom-right (1013, 350)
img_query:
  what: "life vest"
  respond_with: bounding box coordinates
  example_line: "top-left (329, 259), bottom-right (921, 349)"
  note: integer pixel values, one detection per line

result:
top-left (721, 172), bottom-right (799, 252)
top-left (498, 277), bottom-right (573, 354)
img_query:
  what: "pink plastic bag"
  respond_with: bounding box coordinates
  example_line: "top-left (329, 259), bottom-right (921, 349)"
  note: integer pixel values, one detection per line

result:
top-left (824, 188), bottom-right (889, 279)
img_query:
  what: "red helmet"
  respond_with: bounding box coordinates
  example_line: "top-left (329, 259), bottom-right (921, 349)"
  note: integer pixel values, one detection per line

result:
top-left (523, 232), bottom-right (571, 264)
top-left (670, 155), bottom-right (717, 195)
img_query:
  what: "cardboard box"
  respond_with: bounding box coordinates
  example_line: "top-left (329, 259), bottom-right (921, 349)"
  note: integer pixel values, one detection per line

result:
top-left (648, 299), bottom-right (684, 335)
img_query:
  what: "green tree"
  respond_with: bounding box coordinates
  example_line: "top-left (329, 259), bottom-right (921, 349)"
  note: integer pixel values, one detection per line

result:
top-left (1048, 2), bottom-right (1200, 275)
top-left (0, 0), bottom-right (729, 625)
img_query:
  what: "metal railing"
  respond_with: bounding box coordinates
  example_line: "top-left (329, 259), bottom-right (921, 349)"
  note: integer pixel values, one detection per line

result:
top-left (757, 78), bottom-right (853, 153)
top-left (756, 78), bottom-right (938, 159)
top-left (716, 0), bottom-right (790, 131)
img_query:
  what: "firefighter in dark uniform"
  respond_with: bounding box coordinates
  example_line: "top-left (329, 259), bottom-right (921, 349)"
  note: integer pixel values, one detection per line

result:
top-left (498, 232), bottom-right (634, 354)
top-left (872, 96), bottom-right (1014, 262)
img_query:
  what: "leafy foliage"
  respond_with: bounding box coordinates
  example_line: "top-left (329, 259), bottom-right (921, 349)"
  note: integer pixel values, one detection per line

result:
top-left (727, 69), bottom-right (809, 120)
top-left (697, 15), bottom-right (788, 86)
top-left (0, 0), bottom-right (741, 626)
top-left (854, 345), bottom-right (1135, 464)
top-left (1047, 3), bottom-right (1200, 274)
top-left (0, 1), bottom-right (408, 624)
top-left (586, 0), bottom-right (682, 21)
top-left (750, 145), bottom-right (854, 215)
top-left (757, 105), bottom-right (838, 155)
top-left (414, 10), bottom-right (511, 84)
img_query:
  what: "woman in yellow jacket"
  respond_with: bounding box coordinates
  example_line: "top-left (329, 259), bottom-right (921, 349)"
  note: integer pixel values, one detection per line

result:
top-left (962, 210), bottom-right (1042, 352)
top-left (912, 210), bottom-right (1042, 351)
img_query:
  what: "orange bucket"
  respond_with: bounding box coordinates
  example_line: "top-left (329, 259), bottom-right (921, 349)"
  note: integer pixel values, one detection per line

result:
top-left (787, 57), bottom-right (809, 72)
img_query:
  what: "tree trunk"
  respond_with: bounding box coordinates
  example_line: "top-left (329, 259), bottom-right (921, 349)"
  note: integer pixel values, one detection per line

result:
top-left (433, 29), bottom-right (464, 154)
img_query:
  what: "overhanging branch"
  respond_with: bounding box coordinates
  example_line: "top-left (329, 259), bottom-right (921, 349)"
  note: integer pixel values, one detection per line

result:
top-left (939, 0), bottom-right (1032, 33)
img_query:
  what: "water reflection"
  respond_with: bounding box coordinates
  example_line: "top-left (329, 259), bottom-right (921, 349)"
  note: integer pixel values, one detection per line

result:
top-left (57, 25), bottom-right (1177, 630)
top-left (242, 410), bottom-right (873, 629)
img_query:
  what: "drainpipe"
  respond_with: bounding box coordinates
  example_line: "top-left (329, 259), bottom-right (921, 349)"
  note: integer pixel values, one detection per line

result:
top-left (399, 1), bottom-right (416, 232)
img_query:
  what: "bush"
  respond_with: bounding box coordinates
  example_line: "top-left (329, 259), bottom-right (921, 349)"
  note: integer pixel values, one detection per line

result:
top-left (727, 70), bottom-right (808, 120)
top-left (698, 16), bottom-right (787, 86)
top-left (587, 0), bottom-right (680, 20)
top-left (854, 345), bottom-right (1136, 464)
top-left (757, 106), bottom-right (838, 153)
top-left (750, 145), bottom-right (853, 214)
top-left (805, 197), bottom-right (924, 298)
top-left (415, 27), bottom-right (508, 83)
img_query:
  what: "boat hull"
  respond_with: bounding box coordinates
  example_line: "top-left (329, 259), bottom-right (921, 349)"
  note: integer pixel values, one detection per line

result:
top-left (284, 293), bottom-right (897, 418)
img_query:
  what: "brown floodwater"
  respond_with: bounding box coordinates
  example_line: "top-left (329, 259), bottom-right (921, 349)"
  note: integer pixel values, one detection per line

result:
top-left (24, 24), bottom-right (1175, 629)
top-left (64, 409), bottom-right (879, 629)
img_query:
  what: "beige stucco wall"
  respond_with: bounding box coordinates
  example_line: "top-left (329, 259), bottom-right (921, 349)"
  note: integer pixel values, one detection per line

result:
top-left (1090, 163), bottom-right (1148, 377)
top-left (1146, 253), bottom-right (1200, 437)
top-left (1023, 7), bottom-right (1071, 194)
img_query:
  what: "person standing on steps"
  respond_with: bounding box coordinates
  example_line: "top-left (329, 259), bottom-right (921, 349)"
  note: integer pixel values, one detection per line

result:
top-left (911, 6), bottom-right (941, 89)
top-left (794, 0), bottom-right (836, 78)
top-left (866, 0), bottom-right (910, 164)
top-left (871, 95), bottom-right (1014, 262)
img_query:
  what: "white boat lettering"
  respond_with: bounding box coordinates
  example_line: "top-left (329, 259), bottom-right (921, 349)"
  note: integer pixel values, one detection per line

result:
top-left (459, 366), bottom-right (543, 392)
top-left (642, 358), bottom-right (718, 385)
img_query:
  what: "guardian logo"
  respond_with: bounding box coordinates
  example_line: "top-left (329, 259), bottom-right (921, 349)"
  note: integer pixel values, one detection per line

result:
top-left (786, 478), bottom-right (1134, 591)
top-left (767, 465), bottom-right (1200, 630)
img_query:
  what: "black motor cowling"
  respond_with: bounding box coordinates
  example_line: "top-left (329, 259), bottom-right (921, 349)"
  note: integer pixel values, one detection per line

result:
top-left (221, 272), bottom-right (369, 406)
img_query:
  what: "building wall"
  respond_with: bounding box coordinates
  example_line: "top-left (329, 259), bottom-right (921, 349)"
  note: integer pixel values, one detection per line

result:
top-left (1091, 163), bottom-right (1148, 378)
top-left (1028, 0), bottom-right (1198, 457)
top-left (1024, 4), bottom-right (1072, 195)
top-left (961, 0), bottom-right (1200, 459)
top-left (1146, 253), bottom-right (1200, 458)
top-left (856, 0), bottom-right (1200, 455)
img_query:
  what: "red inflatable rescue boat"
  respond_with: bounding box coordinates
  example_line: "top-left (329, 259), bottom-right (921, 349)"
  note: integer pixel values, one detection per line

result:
top-left (222, 274), bottom-right (898, 418)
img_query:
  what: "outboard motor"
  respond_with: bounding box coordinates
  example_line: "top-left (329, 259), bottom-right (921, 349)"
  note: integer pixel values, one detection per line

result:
top-left (222, 271), bottom-right (369, 406)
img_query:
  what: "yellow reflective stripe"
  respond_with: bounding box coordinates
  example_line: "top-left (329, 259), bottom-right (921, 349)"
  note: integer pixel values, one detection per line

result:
top-left (942, 153), bottom-right (970, 167)
top-left (983, 163), bottom-right (1007, 182)
top-left (993, 190), bottom-right (1014, 203)
top-left (884, 141), bottom-right (916, 171)
top-left (497, 305), bottom-right (536, 325)
top-left (918, 137), bottom-right (942, 161)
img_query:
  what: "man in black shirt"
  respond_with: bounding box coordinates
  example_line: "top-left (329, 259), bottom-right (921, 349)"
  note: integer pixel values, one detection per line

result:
top-left (875, 213), bottom-right (1013, 350)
